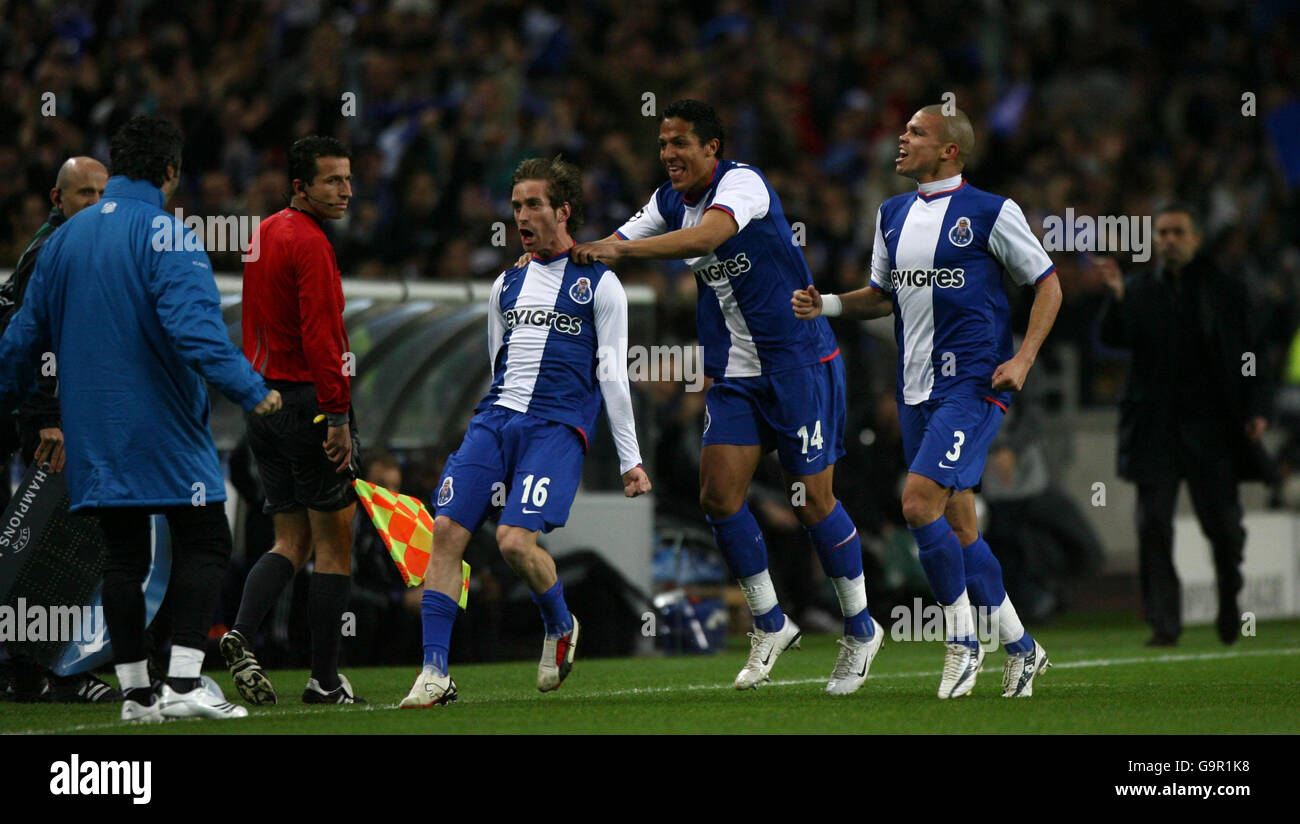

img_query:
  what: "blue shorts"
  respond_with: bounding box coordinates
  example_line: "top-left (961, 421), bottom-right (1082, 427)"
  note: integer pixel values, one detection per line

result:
top-left (434, 406), bottom-right (584, 534)
top-left (702, 355), bottom-right (846, 476)
top-left (899, 395), bottom-right (1005, 492)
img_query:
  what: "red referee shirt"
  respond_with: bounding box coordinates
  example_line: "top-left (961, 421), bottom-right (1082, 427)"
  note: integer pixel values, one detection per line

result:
top-left (242, 207), bottom-right (350, 418)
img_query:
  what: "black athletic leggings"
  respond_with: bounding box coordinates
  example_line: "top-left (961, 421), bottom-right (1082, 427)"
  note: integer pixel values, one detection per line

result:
top-left (93, 502), bottom-right (232, 664)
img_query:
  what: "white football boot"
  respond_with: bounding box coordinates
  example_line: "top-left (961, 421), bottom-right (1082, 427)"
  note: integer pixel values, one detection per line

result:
top-left (938, 642), bottom-right (986, 699)
top-left (826, 617), bottom-right (885, 695)
top-left (734, 615), bottom-right (802, 690)
top-left (121, 692), bottom-right (165, 724)
top-left (159, 683), bottom-right (249, 719)
top-left (537, 614), bottom-right (580, 692)
top-left (400, 668), bottom-right (459, 708)
top-left (1002, 640), bottom-right (1051, 697)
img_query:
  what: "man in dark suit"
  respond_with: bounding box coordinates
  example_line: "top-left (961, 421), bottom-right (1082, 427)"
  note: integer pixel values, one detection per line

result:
top-left (1096, 203), bottom-right (1269, 646)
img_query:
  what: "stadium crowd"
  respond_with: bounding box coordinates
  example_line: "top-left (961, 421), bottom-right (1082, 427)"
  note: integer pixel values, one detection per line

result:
top-left (3, 2), bottom-right (1296, 386)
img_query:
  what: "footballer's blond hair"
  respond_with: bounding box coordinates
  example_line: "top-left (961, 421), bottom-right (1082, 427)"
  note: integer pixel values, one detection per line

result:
top-left (919, 104), bottom-right (975, 166)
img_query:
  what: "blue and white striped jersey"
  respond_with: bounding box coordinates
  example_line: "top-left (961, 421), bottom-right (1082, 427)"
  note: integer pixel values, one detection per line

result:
top-left (477, 251), bottom-right (642, 473)
top-left (869, 175), bottom-right (1056, 407)
top-left (615, 159), bottom-right (839, 378)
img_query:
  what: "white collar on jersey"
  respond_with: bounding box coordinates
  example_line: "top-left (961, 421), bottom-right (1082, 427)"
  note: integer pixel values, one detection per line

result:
top-left (916, 174), bottom-right (964, 195)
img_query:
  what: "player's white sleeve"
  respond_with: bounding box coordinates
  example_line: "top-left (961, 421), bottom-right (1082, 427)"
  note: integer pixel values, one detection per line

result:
top-left (868, 206), bottom-right (892, 292)
top-left (988, 198), bottom-right (1056, 286)
top-left (487, 272), bottom-right (506, 367)
top-left (593, 272), bottom-right (643, 475)
top-left (614, 193), bottom-right (668, 240)
top-left (709, 167), bottom-right (769, 232)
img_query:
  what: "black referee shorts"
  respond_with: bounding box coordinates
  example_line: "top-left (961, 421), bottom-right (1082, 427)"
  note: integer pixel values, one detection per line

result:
top-left (246, 381), bottom-right (361, 514)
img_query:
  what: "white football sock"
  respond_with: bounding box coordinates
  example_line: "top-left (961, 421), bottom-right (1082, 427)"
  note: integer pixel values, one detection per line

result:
top-left (115, 659), bottom-right (150, 692)
top-left (943, 590), bottom-right (976, 642)
top-left (167, 645), bottom-right (205, 680)
top-left (831, 573), bottom-right (868, 619)
top-left (738, 570), bottom-right (779, 618)
top-left (994, 594), bottom-right (1027, 649)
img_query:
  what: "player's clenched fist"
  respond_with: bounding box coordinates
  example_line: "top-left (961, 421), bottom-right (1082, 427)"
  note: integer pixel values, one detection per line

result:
top-left (253, 389), bottom-right (282, 416)
top-left (791, 285), bottom-right (823, 319)
top-left (622, 465), bottom-right (652, 498)
top-left (991, 356), bottom-right (1031, 392)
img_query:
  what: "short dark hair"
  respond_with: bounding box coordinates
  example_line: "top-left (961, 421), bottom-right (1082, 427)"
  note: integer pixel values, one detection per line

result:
top-left (663, 99), bottom-right (725, 159)
top-left (109, 116), bottom-right (183, 187)
top-left (511, 156), bottom-right (585, 230)
top-left (288, 136), bottom-right (351, 190)
top-left (1156, 201), bottom-right (1201, 232)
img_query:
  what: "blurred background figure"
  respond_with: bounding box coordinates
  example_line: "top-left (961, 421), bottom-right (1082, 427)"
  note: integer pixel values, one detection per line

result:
top-left (1095, 205), bottom-right (1273, 647)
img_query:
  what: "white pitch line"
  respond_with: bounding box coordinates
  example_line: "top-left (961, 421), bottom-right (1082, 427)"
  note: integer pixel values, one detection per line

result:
top-left (567, 646), bottom-right (1300, 699)
top-left (7, 646), bottom-right (1298, 735)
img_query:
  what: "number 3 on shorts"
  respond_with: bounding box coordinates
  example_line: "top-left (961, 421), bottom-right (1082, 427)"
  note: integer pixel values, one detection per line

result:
top-left (797, 420), bottom-right (824, 454)
top-left (945, 431), bottom-right (965, 462)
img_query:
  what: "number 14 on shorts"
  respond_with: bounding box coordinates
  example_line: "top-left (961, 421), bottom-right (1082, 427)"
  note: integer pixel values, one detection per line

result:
top-left (797, 420), bottom-right (824, 454)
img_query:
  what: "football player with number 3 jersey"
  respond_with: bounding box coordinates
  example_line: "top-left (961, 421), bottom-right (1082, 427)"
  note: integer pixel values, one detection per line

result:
top-left (400, 158), bottom-right (651, 708)
top-left (793, 104), bottom-right (1064, 699)
top-left (574, 100), bottom-right (884, 695)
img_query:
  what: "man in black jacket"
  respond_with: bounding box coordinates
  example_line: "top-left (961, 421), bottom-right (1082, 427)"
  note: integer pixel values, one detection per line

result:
top-left (0, 158), bottom-right (108, 479)
top-left (0, 156), bottom-right (112, 702)
top-left (1096, 203), bottom-right (1269, 646)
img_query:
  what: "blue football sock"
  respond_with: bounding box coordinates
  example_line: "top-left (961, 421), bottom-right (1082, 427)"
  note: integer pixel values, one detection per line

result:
top-left (963, 535), bottom-right (1033, 654)
top-left (710, 502), bottom-right (784, 632)
top-left (421, 590), bottom-right (459, 675)
top-left (531, 579), bottom-right (574, 639)
top-left (910, 515), bottom-right (967, 605)
top-left (806, 502), bottom-right (873, 639)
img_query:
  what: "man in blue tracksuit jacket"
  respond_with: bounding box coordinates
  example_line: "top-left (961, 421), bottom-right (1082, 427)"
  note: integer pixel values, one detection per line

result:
top-left (0, 116), bottom-right (282, 723)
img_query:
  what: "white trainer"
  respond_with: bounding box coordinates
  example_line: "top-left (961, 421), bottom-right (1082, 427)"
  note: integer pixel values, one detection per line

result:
top-left (734, 615), bottom-right (802, 690)
top-left (938, 642), bottom-right (985, 699)
top-left (121, 693), bottom-right (164, 724)
top-left (538, 614), bottom-right (580, 693)
top-left (400, 668), bottom-right (459, 708)
top-left (1002, 640), bottom-right (1051, 697)
top-left (159, 683), bottom-right (249, 719)
top-left (826, 617), bottom-right (885, 695)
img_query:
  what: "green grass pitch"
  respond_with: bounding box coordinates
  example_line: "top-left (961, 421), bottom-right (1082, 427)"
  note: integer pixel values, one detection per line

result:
top-left (4, 612), bottom-right (1297, 734)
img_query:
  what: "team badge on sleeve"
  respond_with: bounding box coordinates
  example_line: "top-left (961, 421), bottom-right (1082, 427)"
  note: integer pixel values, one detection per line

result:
top-left (569, 277), bottom-right (593, 304)
top-left (437, 477), bottom-right (454, 507)
top-left (948, 217), bottom-right (974, 247)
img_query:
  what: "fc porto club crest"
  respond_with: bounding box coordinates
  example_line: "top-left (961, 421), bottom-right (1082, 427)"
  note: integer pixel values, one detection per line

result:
top-left (948, 216), bottom-right (974, 247)
top-left (569, 276), bottom-right (593, 304)
top-left (437, 477), bottom-right (454, 507)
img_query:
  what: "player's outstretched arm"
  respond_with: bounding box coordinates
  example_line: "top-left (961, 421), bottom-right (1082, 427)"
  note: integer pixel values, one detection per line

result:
top-left (573, 209), bottom-right (737, 265)
top-left (791, 284), bottom-right (893, 320)
top-left (991, 273), bottom-right (1062, 392)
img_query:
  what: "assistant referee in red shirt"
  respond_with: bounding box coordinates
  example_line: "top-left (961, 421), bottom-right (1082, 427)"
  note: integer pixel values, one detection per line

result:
top-left (220, 136), bottom-right (364, 705)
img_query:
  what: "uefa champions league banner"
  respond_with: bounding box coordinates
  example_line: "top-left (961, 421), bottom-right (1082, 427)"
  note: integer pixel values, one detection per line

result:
top-left (0, 462), bottom-right (171, 675)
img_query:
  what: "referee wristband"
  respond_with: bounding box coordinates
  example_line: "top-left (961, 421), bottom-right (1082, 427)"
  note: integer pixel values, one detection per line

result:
top-left (821, 293), bottom-right (843, 317)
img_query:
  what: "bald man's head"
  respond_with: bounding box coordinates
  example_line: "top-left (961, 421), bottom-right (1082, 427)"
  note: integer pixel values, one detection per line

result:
top-left (917, 104), bottom-right (975, 165)
top-left (52, 157), bottom-right (108, 219)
